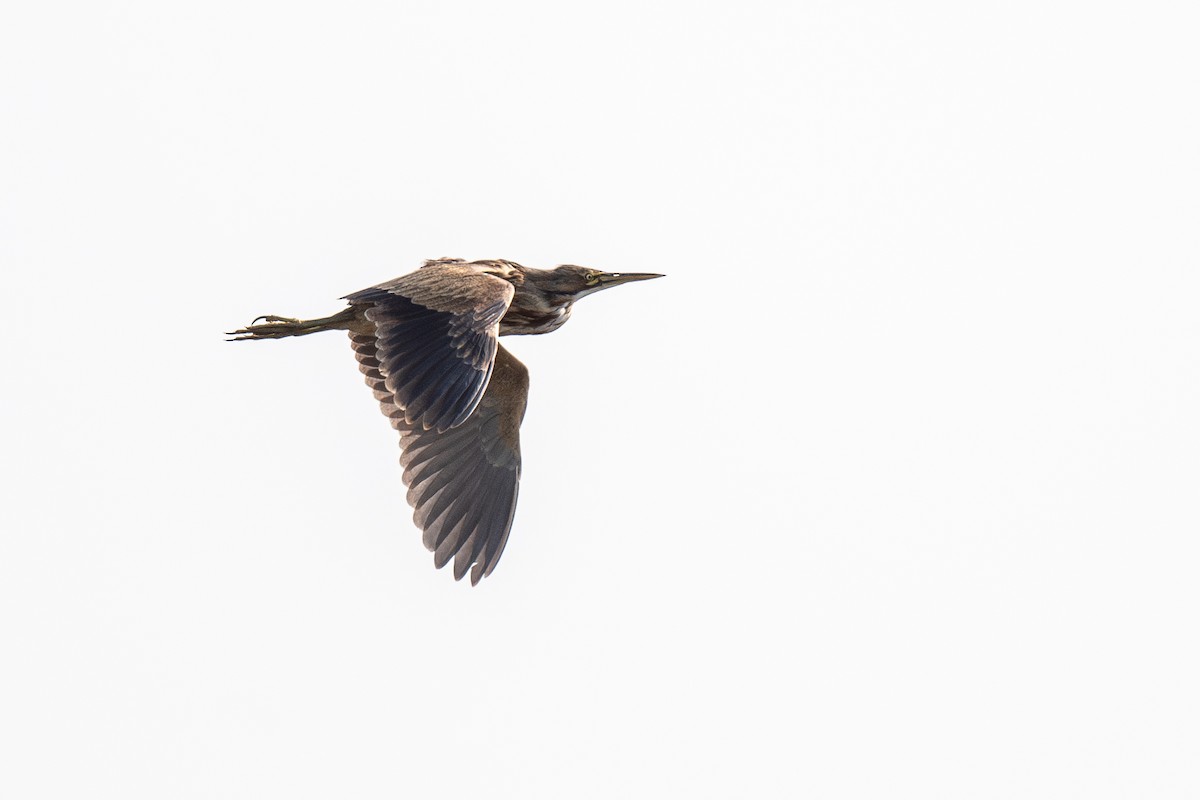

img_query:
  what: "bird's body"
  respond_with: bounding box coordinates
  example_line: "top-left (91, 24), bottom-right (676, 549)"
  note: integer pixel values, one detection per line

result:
top-left (230, 258), bottom-right (662, 584)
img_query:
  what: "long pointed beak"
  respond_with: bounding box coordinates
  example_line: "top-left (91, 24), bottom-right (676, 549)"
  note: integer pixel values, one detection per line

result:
top-left (596, 272), bottom-right (665, 288)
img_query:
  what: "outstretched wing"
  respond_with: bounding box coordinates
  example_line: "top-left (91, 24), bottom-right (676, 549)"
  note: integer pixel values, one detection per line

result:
top-left (351, 333), bottom-right (529, 585)
top-left (344, 265), bottom-right (515, 433)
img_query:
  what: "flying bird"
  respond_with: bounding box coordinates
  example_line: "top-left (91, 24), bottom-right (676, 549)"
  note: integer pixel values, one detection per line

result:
top-left (229, 258), bottom-right (663, 584)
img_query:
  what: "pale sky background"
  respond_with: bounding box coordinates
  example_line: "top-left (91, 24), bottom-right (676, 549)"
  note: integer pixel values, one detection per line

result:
top-left (2, 2), bottom-right (1198, 798)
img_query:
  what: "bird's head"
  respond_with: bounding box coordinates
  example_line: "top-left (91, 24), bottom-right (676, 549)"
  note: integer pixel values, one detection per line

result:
top-left (539, 265), bottom-right (665, 300)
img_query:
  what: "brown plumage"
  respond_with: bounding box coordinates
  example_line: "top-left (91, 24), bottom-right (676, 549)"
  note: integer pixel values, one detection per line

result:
top-left (229, 257), bottom-right (663, 584)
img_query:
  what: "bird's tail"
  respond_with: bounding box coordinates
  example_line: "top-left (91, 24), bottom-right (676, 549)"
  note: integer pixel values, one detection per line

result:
top-left (226, 307), bottom-right (357, 341)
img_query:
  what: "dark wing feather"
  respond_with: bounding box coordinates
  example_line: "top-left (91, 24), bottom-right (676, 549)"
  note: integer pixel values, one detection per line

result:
top-left (351, 333), bottom-right (529, 585)
top-left (344, 265), bottom-right (514, 433)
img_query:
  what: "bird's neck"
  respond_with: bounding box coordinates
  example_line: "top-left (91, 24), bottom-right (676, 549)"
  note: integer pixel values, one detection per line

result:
top-left (500, 289), bottom-right (574, 336)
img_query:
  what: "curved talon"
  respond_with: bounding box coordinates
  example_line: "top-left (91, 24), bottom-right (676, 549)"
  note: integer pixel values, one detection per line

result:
top-left (251, 315), bottom-right (301, 325)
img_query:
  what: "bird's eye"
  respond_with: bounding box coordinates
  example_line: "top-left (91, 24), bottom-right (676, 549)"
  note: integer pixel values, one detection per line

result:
top-left (585, 271), bottom-right (599, 284)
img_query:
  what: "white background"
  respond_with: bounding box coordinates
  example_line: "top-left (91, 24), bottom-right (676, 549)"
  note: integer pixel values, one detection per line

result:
top-left (2, 2), bottom-right (1197, 797)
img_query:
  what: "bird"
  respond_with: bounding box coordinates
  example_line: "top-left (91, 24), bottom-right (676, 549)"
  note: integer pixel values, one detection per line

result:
top-left (229, 258), bottom-right (663, 584)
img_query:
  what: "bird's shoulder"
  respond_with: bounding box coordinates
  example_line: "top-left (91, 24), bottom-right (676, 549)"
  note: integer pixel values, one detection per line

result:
top-left (349, 259), bottom-right (521, 317)
top-left (420, 257), bottom-right (526, 282)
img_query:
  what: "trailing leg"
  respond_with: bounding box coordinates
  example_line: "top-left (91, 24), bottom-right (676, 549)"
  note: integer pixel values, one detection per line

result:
top-left (227, 307), bottom-right (358, 340)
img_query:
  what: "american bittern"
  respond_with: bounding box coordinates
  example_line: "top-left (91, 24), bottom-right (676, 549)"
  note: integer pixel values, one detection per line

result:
top-left (229, 258), bottom-right (663, 584)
